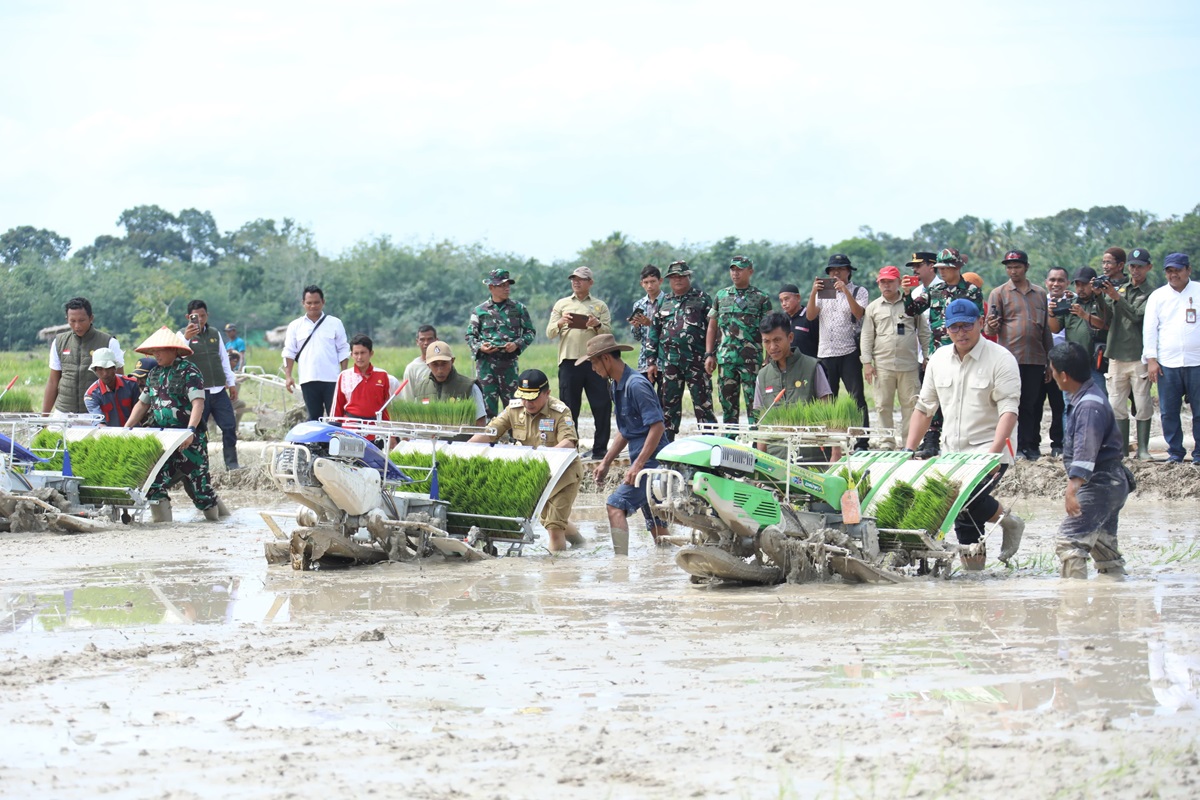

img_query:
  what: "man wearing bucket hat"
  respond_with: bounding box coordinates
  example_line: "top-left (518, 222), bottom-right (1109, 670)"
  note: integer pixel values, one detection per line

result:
top-left (547, 265), bottom-right (613, 459)
top-left (466, 268), bottom-right (536, 418)
top-left (123, 327), bottom-right (223, 522)
top-left (646, 261), bottom-right (717, 436)
top-left (906, 299), bottom-right (1025, 569)
top-left (580, 334), bottom-right (670, 554)
top-left (806, 254), bottom-right (870, 449)
top-left (83, 348), bottom-right (140, 426)
top-left (469, 369), bottom-right (584, 551)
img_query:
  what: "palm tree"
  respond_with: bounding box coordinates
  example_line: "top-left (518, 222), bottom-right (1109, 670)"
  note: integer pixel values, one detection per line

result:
top-left (968, 218), bottom-right (1002, 263)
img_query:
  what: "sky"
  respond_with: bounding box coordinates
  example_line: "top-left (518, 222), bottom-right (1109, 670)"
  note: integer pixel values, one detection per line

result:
top-left (2, 0), bottom-right (1198, 262)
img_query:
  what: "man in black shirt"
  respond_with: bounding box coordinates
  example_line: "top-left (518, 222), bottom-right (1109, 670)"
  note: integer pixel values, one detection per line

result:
top-left (778, 284), bottom-right (819, 358)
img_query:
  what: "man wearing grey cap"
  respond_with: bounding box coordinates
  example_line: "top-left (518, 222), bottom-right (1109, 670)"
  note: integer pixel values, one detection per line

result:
top-left (1097, 248), bottom-right (1155, 458)
top-left (547, 266), bottom-right (613, 459)
top-left (1144, 253), bottom-right (1200, 464)
top-left (1049, 267), bottom-right (1109, 394)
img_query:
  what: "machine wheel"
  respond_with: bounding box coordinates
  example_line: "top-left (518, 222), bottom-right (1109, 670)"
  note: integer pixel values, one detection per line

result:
top-left (675, 545), bottom-right (783, 585)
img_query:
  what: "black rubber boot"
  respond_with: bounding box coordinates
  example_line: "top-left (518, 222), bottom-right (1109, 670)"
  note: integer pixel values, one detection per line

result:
top-left (1115, 419), bottom-right (1130, 458)
top-left (1136, 419), bottom-right (1153, 461)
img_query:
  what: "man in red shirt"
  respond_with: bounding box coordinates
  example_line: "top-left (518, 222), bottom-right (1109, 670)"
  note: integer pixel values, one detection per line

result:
top-left (332, 334), bottom-right (401, 420)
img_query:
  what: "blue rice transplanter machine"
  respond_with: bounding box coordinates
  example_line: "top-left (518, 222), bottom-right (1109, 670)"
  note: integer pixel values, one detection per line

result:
top-left (637, 422), bottom-right (1008, 584)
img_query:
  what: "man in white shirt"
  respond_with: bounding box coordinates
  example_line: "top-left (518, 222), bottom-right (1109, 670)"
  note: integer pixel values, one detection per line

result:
top-left (906, 299), bottom-right (1025, 568)
top-left (805, 253), bottom-right (870, 449)
top-left (1143, 252), bottom-right (1200, 464)
top-left (282, 285), bottom-right (350, 420)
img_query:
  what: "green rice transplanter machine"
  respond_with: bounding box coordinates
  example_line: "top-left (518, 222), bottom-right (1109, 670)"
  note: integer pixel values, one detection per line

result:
top-left (638, 422), bottom-right (1009, 585)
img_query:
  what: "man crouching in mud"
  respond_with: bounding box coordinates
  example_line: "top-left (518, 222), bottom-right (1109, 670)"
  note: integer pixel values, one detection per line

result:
top-left (905, 299), bottom-right (1025, 569)
top-left (1049, 342), bottom-right (1132, 579)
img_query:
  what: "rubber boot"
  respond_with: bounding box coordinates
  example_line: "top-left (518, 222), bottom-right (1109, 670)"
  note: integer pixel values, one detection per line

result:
top-left (564, 523), bottom-right (585, 548)
top-left (1060, 556), bottom-right (1088, 580)
top-left (149, 500), bottom-right (173, 523)
top-left (998, 511), bottom-right (1025, 564)
top-left (610, 526), bottom-right (629, 556)
top-left (216, 499), bottom-right (232, 518)
top-left (203, 505), bottom-right (220, 522)
top-left (1115, 419), bottom-right (1130, 458)
top-left (1096, 565), bottom-right (1127, 581)
top-left (1136, 419), bottom-right (1153, 461)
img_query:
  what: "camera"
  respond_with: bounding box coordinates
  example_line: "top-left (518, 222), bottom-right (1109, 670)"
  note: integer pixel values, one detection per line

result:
top-left (1053, 296), bottom-right (1073, 317)
top-left (1091, 275), bottom-right (1112, 290)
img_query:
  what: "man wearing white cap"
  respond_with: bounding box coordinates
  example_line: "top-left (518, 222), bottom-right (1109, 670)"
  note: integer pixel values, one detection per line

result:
top-left (124, 327), bottom-right (223, 522)
top-left (547, 265), bottom-right (613, 459)
top-left (403, 339), bottom-right (488, 425)
top-left (83, 348), bottom-right (140, 426)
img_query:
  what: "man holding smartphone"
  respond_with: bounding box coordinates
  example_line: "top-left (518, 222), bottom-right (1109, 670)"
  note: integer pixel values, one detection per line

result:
top-left (179, 299), bottom-right (241, 471)
top-left (805, 253), bottom-right (870, 449)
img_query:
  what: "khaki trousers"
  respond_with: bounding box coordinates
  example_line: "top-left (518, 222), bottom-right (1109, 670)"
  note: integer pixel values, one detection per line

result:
top-left (1107, 359), bottom-right (1152, 421)
top-left (872, 367), bottom-right (921, 447)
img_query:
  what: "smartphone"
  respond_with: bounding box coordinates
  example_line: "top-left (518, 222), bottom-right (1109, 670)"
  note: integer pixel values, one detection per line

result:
top-left (817, 278), bottom-right (837, 299)
top-left (189, 314), bottom-right (199, 324)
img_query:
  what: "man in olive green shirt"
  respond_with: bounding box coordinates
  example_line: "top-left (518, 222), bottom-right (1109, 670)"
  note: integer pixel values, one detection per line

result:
top-left (1098, 247), bottom-right (1155, 458)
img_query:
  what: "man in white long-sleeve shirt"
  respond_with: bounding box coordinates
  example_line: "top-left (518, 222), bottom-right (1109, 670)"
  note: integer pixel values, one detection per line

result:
top-left (282, 285), bottom-right (350, 421)
top-left (1143, 252), bottom-right (1200, 464)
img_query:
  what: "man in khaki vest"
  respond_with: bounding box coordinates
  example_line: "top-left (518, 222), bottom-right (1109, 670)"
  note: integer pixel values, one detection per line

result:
top-left (469, 369), bottom-right (584, 552)
top-left (405, 341), bottom-right (487, 425)
top-left (42, 297), bottom-right (124, 415)
top-left (180, 300), bottom-right (241, 470)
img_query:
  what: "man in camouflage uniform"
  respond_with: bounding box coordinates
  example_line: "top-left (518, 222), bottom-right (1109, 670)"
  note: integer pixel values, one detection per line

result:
top-left (465, 268), bottom-right (536, 418)
top-left (124, 327), bottom-right (221, 521)
top-left (901, 248), bottom-right (984, 458)
top-left (646, 260), bottom-right (717, 435)
top-left (706, 255), bottom-right (771, 425)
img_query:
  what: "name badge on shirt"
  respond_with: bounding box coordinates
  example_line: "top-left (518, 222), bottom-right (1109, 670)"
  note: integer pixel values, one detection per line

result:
top-left (1187, 303), bottom-right (1197, 325)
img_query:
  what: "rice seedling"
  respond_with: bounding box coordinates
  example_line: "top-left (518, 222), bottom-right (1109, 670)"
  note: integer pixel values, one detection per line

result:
top-left (30, 430), bottom-right (165, 493)
top-left (872, 480), bottom-right (916, 530)
top-left (388, 450), bottom-right (551, 533)
top-left (832, 465), bottom-right (871, 501)
top-left (0, 389), bottom-right (34, 413)
top-left (387, 399), bottom-right (480, 426)
top-left (897, 473), bottom-right (960, 535)
top-left (760, 393), bottom-right (862, 430)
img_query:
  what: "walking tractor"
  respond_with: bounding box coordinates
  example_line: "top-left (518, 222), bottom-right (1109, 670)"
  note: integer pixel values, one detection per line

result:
top-left (639, 422), bottom-right (1011, 585)
top-left (261, 418), bottom-right (578, 570)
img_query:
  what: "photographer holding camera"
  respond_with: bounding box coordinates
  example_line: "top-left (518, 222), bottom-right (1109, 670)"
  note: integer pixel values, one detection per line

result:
top-left (1097, 248), bottom-right (1155, 458)
top-left (179, 300), bottom-right (241, 471)
top-left (1049, 268), bottom-right (1109, 396)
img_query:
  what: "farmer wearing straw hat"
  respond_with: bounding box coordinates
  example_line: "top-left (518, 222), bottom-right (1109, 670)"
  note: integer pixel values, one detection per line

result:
top-left (123, 327), bottom-right (222, 522)
top-left (580, 334), bottom-right (670, 554)
top-left (469, 369), bottom-right (584, 552)
top-left (83, 348), bottom-right (140, 426)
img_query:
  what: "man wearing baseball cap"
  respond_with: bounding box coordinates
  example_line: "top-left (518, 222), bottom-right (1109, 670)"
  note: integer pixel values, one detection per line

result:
top-left (906, 299), bottom-right (1025, 568)
top-left (1048, 266), bottom-right (1109, 395)
top-left (223, 323), bottom-right (246, 372)
top-left (579, 334), bottom-right (669, 555)
top-left (645, 261), bottom-right (718, 436)
top-left (83, 347), bottom-right (139, 426)
top-left (547, 265), bottom-right (613, 459)
top-left (469, 369), bottom-right (584, 551)
top-left (1096, 248), bottom-right (1154, 458)
top-left (860, 266), bottom-right (930, 448)
top-left (466, 268), bottom-right (536, 417)
top-left (985, 249), bottom-right (1054, 460)
top-left (401, 339), bottom-right (487, 425)
top-left (706, 255), bottom-right (772, 426)
top-left (1143, 253), bottom-right (1200, 464)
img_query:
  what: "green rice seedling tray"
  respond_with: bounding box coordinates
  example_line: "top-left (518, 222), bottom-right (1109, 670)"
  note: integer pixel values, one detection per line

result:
top-left (32, 426), bottom-right (194, 505)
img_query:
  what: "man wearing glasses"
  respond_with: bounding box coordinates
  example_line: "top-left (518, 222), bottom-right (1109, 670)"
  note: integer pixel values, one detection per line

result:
top-left (706, 255), bottom-right (772, 425)
top-left (906, 299), bottom-right (1025, 569)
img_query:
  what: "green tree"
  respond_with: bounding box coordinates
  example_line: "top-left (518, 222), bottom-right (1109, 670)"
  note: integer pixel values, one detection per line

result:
top-left (0, 226), bottom-right (71, 266)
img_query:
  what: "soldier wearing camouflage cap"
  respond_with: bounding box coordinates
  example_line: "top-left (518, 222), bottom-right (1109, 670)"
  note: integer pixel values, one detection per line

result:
top-left (705, 255), bottom-right (772, 425)
top-left (465, 268), bottom-right (536, 417)
top-left (646, 261), bottom-right (718, 435)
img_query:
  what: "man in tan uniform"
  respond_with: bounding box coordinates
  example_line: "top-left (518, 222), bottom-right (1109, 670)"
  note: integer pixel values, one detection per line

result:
top-left (547, 265), bottom-right (612, 459)
top-left (469, 369), bottom-right (585, 552)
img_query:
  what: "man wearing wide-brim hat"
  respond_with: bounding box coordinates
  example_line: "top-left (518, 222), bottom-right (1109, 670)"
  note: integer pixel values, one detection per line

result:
top-left (469, 368), bottom-right (585, 552)
top-left (579, 334), bottom-right (670, 555)
top-left (123, 326), bottom-right (223, 522)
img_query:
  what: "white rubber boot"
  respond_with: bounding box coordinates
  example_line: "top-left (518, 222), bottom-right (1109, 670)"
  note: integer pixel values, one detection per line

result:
top-left (149, 500), bottom-right (173, 523)
top-left (998, 511), bottom-right (1025, 564)
top-left (610, 526), bottom-right (629, 556)
top-left (216, 499), bottom-right (232, 518)
top-left (203, 505), bottom-right (220, 522)
top-left (1060, 556), bottom-right (1088, 580)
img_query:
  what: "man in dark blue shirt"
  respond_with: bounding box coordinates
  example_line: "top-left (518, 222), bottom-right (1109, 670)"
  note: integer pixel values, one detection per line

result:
top-left (578, 334), bottom-right (669, 555)
top-left (1049, 342), bottom-right (1133, 580)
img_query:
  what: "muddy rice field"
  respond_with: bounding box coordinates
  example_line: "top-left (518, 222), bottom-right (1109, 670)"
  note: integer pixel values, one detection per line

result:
top-left (2, 461), bottom-right (1199, 799)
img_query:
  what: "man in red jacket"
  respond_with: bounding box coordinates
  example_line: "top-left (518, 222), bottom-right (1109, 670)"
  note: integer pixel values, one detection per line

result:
top-left (332, 334), bottom-right (401, 421)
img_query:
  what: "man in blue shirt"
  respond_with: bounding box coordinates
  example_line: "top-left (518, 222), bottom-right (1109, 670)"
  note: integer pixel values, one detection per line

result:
top-left (1049, 342), bottom-right (1133, 580)
top-left (579, 334), bottom-right (669, 555)
top-left (223, 323), bottom-right (246, 371)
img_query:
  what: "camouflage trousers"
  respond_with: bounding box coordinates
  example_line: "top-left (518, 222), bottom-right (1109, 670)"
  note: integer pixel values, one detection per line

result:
top-left (718, 362), bottom-right (760, 425)
top-left (147, 432), bottom-right (217, 511)
top-left (661, 359), bottom-right (716, 435)
top-left (477, 356), bottom-right (519, 418)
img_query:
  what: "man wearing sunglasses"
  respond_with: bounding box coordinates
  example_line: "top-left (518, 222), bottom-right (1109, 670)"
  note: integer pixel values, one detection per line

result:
top-left (906, 299), bottom-right (1025, 569)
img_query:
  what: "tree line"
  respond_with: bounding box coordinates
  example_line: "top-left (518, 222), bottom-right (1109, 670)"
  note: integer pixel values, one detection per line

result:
top-left (2, 202), bottom-right (1197, 351)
